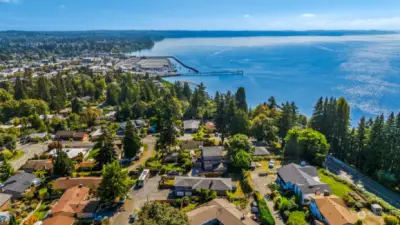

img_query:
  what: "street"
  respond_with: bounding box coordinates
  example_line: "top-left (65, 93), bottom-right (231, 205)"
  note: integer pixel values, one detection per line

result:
top-left (251, 172), bottom-right (284, 225)
top-left (111, 135), bottom-right (158, 225)
top-left (325, 156), bottom-right (400, 208)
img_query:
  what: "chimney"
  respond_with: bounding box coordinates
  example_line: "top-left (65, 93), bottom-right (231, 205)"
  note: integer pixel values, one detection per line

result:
top-left (324, 190), bottom-right (330, 196)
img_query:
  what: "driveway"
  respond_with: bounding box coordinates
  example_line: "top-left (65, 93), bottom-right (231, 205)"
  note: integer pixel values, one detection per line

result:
top-left (10, 142), bottom-right (49, 170)
top-left (127, 135), bottom-right (156, 171)
top-left (325, 156), bottom-right (400, 208)
top-left (111, 175), bottom-right (172, 225)
top-left (251, 172), bottom-right (284, 225)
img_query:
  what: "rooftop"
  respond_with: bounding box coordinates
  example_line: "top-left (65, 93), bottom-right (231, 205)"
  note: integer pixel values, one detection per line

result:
top-left (53, 177), bottom-right (102, 190)
top-left (174, 176), bottom-right (232, 191)
top-left (51, 186), bottom-right (99, 215)
top-left (187, 198), bottom-right (258, 225)
top-left (313, 195), bottom-right (357, 225)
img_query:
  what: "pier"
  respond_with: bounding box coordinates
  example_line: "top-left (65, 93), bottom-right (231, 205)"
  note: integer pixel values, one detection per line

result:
top-left (137, 56), bottom-right (244, 77)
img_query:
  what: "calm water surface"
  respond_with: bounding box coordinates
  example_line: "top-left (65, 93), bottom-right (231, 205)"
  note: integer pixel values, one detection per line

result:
top-left (134, 35), bottom-right (400, 124)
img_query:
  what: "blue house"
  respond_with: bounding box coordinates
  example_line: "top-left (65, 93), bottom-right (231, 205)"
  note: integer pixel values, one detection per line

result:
top-left (276, 163), bottom-right (331, 204)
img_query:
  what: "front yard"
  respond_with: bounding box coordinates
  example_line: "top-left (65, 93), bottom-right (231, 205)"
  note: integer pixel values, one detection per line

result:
top-left (318, 169), bottom-right (352, 198)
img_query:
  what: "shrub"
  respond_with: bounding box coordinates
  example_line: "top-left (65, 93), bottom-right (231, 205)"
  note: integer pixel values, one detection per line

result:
top-left (384, 215), bottom-right (399, 225)
top-left (278, 196), bottom-right (298, 212)
top-left (343, 193), bottom-right (355, 207)
top-left (268, 183), bottom-right (280, 191)
top-left (287, 211), bottom-right (307, 225)
top-left (255, 191), bottom-right (275, 225)
top-left (283, 210), bottom-right (291, 220)
top-left (1, 150), bottom-right (13, 160)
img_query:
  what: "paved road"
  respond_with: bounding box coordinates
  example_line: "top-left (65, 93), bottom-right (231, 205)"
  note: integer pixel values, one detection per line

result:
top-left (127, 135), bottom-right (156, 171)
top-left (111, 136), bottom-right (158, 225)
top-left (251, 172), bottom-right (284, 225)
top-left (10, 142), bottom-right (49, 171)
top-left (325, 156), bottom-right (400, 208)
top-left (111, 175), bottom-right (170, 225)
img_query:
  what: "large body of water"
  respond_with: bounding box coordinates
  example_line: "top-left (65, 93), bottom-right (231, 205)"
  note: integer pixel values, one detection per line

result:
top-left (135, 35), bottom-right (400, 124)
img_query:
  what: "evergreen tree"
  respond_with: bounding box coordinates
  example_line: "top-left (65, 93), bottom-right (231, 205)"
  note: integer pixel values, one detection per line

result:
top-left (95, 129), bottom-right (117, 169)
top-left (14, 77), bottom-right (27, 100)
top-left (267, 96), bottom-right (277, 109)
top-left (183, 82), bottom-right (192, 100)
top-left (230, 109), bottom-right (250, 135)
top-left (355, 117), bottom-right (367, 168)
top-left (71, 97), bottom-right (83, 114)
top-left (0, 158), bottom-right (14, 182)
top-left (235, 87), bottom-right (248, 112)
top-left (53, 144), bottom-right (74, 177)
top-left (215, 94), bottom-right (228, 144)
top-left (9, 215), bottom-right (17, 225)
top-left (364, 115), bottom-right (385, 174)
top-left (123, 120), bottom-right (141, 158)
top-left (310, 97), bottom-right (324, 132)
top-left (332, 97), bottom-right (350, 159)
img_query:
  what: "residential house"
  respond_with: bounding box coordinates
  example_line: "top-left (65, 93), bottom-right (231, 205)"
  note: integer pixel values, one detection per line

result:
top-left (76, 161), bottom-right (95, 171)
top-left (55, 131), bottom-right (75, 140)
top-left (49, 185), bottom-right (99, 219)
top-left (174, 176), bottom-right (234, 196)
top-left (276, 163), bottom-right (331, 203)
top-left (117, 120), bottom-right (147, 136)
top-left (201, 146), bottom-right (226, 172)
top-left (252, 146), bottom-right (270, 156)
top-left (21, 160), bottom-right (53, 173)
top-left (0, 193), bottom-right (12, 210)
top-left (183, 120), bottom-right (201, 133)
top-left (309, 195), bottom-right (357, 225)
top-left (73, 132), bottom-right (89, 141)
top-left (49, 148), bottom-right (89, 159)
top-left (89, 129), bottom-right (103, 141)
top-left (0, 172), bottom-right (40, 199)
top-left (187, 198), bottom-right (258, 225)
top-left (164, 152), bottom-right (179, 163)
top-left (26, 132), bottom-right (48, 142)
top-left (204, 121), bottom-right (216, 132)
top-left (53, 177), bottom-right (102, 190)
top-left (43, 215), bottom-right (75, 225)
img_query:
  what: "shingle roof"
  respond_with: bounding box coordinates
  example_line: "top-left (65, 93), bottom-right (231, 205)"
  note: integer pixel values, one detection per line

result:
top-left (313, 195), bottom-right (357, 225)
top-left (43, 215), bottom-right (75, 225)
top-left (202, 146), bottom-right (224, 157)
top-left (51, 186), bottom-right (98, 215)
top-left (174, 176), bottom-right (232, 191)
top-left (21, 160), bottom-right (53, 171)
top-left (2, 172), bottom-right (37, 196)
top-left (187, 198), bottom-right (258, 225)
top-left (277, 163), bottom-right (331, 195)
top-left (183, 120), bottom-right (200, 130)
top-left (253, 147), bottom-right (270, 156)
top-left (0, 193), bottom-right (11, 207)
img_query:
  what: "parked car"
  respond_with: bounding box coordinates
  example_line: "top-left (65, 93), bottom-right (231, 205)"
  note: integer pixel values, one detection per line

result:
top-left (269, 159), bottom-right (275, 168)
top-left (129, 213), bottom-right (137, 223)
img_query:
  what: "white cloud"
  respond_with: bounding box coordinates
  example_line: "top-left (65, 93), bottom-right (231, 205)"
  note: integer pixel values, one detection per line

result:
top-left (243, 14), bottom-right (251, 19)
top-left (0, 0), bottom-right (18, 3)
top-left (300, 13), bottom-right (316, 18)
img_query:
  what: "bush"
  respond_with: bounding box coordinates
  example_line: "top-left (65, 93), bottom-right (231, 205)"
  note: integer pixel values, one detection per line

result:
top-left (278, 196), bottom-right (298, 212)
top-left (384, 215), bottom-right (399, 225)
top-left (287, 211), bottom-right (307, 225)
top-left (255, 191), bottom-right (275, 225)
top-left (1, 150), bottom-right (13, 160)
top-left (343, 193), bottom-right (355, 207)
top-left (283, 210), bottom-right (291, 220)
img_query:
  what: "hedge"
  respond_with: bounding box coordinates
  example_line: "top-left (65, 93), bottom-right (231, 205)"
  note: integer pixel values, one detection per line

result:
top-left (255, 191), bottom-right (275, 225)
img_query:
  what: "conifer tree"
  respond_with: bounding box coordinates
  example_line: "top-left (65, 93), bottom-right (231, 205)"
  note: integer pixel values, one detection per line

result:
top-left (123, 120), bottom-right (141, 158)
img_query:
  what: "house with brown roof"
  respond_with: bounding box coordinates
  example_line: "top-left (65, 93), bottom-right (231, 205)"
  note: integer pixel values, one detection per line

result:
top-left (21, 160), bottom-right (53, 173)
top-left (187, 198), bottom-right (258, 225)
top-left (50, 185), bottom-right (99, 219)
top-left (309, 195), bottom-right (357, 225)
top-left (55, 131), bottom-right (88, 141)
top-left (53, 177), bottom-right (102, 190)
top-left (43, 215), bottom-right (75, 225)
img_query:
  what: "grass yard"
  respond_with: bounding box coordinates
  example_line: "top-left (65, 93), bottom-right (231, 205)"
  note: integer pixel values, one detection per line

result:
top-left (318, 169), bottom-right (352, 198)
top-left (32, 201), bottom-right (51, 220)
top-left (231, 181), bottom-right (245, 198)
top-left (182, 203), bottom-right (199, 213)
top-left (84, 148), bottom-right (100, 160)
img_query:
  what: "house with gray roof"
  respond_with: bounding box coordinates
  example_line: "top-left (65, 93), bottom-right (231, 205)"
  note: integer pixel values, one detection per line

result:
top-left (276, 163), bottom-right (331, 204)
top-left (174, 176), bottom-right (234, 196)
top-left (0, 172), bottom-right (40, 199)
top-left (201, 146), bottom-right (226, 172)
top-left (183, 120), bottom-right (200, 133)
top-left (252, 146), bottom-right (270, 156)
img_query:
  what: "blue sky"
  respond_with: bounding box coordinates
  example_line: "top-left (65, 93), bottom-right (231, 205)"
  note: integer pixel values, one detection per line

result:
top-left (2, 0), bottom-right (400, 30)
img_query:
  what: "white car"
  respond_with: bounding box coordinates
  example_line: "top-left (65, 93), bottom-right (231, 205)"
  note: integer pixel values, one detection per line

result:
top-left (269, 159), bottom-right (275, 168)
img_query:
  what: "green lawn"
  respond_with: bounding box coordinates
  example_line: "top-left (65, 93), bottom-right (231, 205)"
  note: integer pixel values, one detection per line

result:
top-left (318, 169), bottom-right (352, 198)
top-left (32, 201), bottom-right (51, 220)
top-left (84, 148), bottom-right (100, 160)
